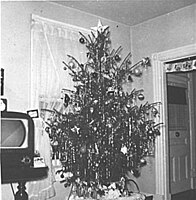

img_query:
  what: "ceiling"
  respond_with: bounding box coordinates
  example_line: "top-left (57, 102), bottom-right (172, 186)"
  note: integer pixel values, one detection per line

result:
top-left (53, 0), bottom-right (196, 26)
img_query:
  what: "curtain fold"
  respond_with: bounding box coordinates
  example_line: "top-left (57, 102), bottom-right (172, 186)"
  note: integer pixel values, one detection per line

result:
top-left (28, 15), bottom-right (88, 199)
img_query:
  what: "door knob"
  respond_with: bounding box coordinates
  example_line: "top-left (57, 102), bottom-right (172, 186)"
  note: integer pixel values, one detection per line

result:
top-left (175, 132), bottom-right (180, 137)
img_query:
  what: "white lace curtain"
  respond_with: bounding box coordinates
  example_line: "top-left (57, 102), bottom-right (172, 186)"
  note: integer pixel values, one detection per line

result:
top-left (28, 15), bottom-right (88, 199)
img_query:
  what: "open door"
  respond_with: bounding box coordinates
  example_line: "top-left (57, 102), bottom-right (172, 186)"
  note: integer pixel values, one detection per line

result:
top-left (167, 73), bottom-right (192, 194)
top-left (152, 44), bottom-right (196, 200)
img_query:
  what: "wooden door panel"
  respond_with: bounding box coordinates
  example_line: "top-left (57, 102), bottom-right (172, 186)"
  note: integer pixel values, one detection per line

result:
top-left (170, 155), bottom-right (190, 193)
top-left (170, 155), bottom-right (190, 181)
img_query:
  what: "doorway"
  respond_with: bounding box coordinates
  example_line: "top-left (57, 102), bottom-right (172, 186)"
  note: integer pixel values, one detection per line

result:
top-left (152, 44), bottom-right (196, 200)
top-left (166, 72), bottom-right (192, 194)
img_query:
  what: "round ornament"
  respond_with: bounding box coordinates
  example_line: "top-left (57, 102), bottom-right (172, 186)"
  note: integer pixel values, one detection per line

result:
top-left (69, 61), bottom-right (76, 69)
top-left (114, 54), bottom-right (121, 62)
top-left (93, 99), bottom-right (98, 104)
top-left (79, 37), bottom-right (85, 44)
top-left (140, 158), bottom-right (147, 166)
top-left (51, 140), bottom-right (58, 146)
top-left (133, 68), bottom-right (142, 76)
top-left (148, 129), bottom-right (153, 135)
top-left (45, 127), bottom-right (50, 133)
top-left (127, 59), bottom-right (132, 65)
top-left (78, 71), bottom-right (84, 77)
top-left (60, 173), bottom-right (64, 178)
top-left (138, 93), bottom-right (145, 101)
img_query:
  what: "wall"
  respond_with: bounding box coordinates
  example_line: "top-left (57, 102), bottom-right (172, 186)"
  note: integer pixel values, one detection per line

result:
top-left (1, 1), bottom-right (131, 200)
top-left (130, 3), bottom-right (196, 195)
top-left (131, 4), bottom-right (196, 102)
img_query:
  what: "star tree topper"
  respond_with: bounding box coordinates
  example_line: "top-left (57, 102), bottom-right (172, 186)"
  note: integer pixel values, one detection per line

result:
top-left (91, 20), bottom-right (109, 36)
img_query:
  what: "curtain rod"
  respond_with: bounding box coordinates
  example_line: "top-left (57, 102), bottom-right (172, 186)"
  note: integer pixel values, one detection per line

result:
top-left (32, 14), bottom-right (90, 34)
top-left (165, 55), bottom-right (196, 64)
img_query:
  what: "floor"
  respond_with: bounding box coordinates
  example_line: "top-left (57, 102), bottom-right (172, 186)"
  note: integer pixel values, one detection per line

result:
top-left (171, 189), bottom-right (196, 200)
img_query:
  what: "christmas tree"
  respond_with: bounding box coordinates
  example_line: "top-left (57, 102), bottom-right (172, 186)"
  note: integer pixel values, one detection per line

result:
top-left (44, 21), bottom-right (161, 198)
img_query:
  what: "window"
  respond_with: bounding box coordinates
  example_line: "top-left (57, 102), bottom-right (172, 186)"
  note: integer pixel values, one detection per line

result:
top-left (28, 15), bottom-right (88, 199)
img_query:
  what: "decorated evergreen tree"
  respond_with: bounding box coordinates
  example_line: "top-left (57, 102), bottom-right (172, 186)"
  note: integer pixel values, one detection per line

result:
top-left (44, 21), bottom-right (161, 198)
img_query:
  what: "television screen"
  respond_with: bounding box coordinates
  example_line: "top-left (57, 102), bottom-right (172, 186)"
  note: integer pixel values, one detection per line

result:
top-left (1, 111), bottom-right (34, 168)
top-left (1, 118), bottom-right (28, 148)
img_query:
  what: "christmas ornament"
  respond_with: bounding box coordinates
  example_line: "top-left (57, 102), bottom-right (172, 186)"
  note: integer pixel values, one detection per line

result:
top-left (61, 173), bottom-right (65, 178)
top-left (138, 93), bottom-right (145, 101)
top-left (45, 127), bottom-right (50, 133)
top-left (121, 145), bottom-right (128, 154)
top-left (69, 61), bottom-right (76, 69)
top-left (114, 54), bottom-right (121, 62)
top-left (126, 59), bottom-right (132, 65)
top-left (133, 68), bottom-right (142, 76)
top-left (140, 158), bottom-right (147, 166)
top-left (131, 169), bottom-right (140, 177)
top-left (128, 75), bottom-right (133, 82)
top-left (64, 93), bottom-right (70, 107)
top-left (79, 37), bottom-right (85, 44)
top-left (142, 57), bottom-right (150, 66)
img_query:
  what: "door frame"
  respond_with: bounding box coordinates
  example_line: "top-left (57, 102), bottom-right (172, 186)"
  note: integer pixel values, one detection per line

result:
top-left (152, 44), bottom-right (196, 200)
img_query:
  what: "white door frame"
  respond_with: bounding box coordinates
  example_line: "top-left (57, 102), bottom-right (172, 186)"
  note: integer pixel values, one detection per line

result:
top-left (152, 44), bottom-right (196, 200)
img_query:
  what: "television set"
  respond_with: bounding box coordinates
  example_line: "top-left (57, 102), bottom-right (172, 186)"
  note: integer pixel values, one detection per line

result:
top-left (1, 111), bottom-right (34, 169)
